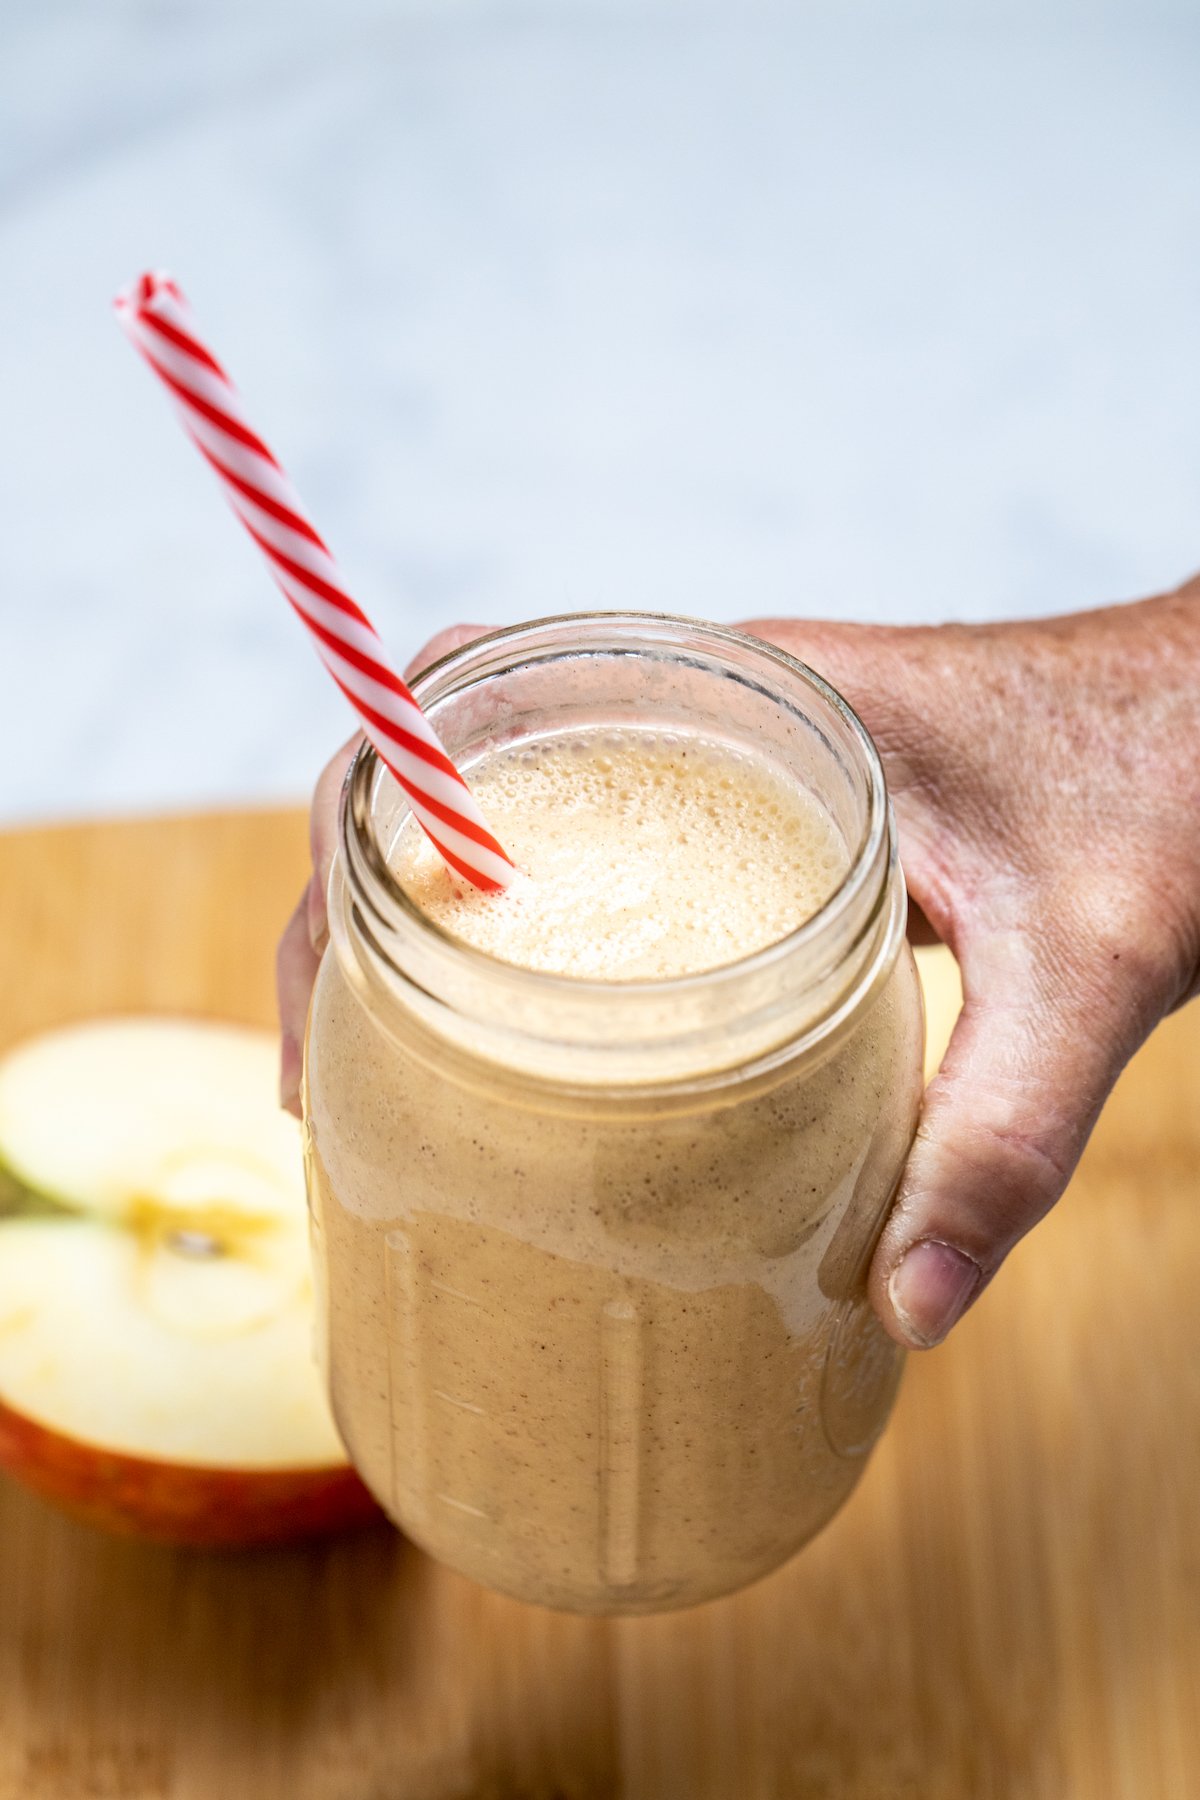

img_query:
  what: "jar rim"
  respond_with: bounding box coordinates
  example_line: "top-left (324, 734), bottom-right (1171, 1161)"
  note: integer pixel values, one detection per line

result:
top-left (341, 610), bottom-right (890, 1001)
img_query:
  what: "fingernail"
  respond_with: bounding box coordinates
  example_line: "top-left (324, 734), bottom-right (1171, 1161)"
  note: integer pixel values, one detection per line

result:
top-left (280, 1030), bottom-right (302, 1115)
top-left (888, 1241), bottom-right (982, 1348)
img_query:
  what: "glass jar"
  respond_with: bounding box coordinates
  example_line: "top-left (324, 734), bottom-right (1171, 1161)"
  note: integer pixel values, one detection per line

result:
top-left (304, 614), bottom-right (924, 1614)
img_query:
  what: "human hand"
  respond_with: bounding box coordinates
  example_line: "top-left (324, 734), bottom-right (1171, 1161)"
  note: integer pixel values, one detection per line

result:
top-left (277, 586), bottom-right (1200, 1350)
top-left (739, 578), bottom-right (1200, 1349)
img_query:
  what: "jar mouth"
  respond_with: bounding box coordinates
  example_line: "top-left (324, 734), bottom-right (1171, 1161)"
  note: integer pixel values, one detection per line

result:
top-left (343, 610), bottom-right (889, 1000)
top-left (336, 610), bottom-right (903, 1088)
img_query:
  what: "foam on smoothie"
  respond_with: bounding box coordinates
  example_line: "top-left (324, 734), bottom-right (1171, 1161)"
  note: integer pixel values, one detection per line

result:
top-left (394, 731), bottom-right (849, 980)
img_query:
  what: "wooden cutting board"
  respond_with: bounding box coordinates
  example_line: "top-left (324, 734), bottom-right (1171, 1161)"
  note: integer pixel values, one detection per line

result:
top-left (0, 811), bottom-right (1197, 1800)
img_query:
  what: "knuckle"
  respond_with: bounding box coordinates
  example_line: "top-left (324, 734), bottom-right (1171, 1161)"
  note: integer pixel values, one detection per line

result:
top-left (318, 733), bottom-right (361, 793)
top-left (1053, 875), bottom-right (1184, 1044)
top-left (901, 1083), bottom-right (1080, 1271)
top-left (404, 623), bottom-right (485, 682)
top-left (311, 736), bottom-right (362, 864)
top-left (1067, 877), bottom-right (1171, 985)
top-left (970, 1109), bottom-right (1075, 1207)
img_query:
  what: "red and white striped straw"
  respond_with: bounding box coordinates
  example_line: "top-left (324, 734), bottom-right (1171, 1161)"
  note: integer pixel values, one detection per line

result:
top-left (114, 270), bottom-right (514, 893)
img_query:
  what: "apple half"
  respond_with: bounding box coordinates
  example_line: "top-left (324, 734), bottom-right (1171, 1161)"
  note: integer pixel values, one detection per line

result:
top-left (0, 1017), bottom-right (379, 1547)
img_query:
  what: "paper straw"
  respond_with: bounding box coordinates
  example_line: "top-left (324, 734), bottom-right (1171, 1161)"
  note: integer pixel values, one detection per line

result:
top-left (115, 271), bottom-right (514, 892)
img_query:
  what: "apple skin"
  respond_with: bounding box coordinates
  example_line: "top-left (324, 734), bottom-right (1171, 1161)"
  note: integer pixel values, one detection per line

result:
top-left (0, 1397), bottom-right (383, 1548)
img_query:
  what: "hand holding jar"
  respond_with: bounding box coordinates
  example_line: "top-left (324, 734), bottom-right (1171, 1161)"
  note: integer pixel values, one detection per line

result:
top-left (277, 586), bottom-right (1200, 1611)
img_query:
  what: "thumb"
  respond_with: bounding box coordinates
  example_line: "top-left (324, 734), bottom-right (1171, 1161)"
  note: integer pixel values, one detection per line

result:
top-left (869, 927), bottom-right (1129, 1348)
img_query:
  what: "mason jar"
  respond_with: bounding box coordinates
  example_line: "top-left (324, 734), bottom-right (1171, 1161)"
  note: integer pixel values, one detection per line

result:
top-left (304, 614), bottom-right (924, 1614)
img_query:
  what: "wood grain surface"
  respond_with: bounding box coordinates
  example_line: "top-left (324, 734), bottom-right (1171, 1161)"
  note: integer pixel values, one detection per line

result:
top-left (0, 811), bottom-right (1197, 1800)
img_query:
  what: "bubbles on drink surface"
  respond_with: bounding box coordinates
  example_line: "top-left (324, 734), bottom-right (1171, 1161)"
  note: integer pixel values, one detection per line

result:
top-left (394, 729), bottom-right (849, 980)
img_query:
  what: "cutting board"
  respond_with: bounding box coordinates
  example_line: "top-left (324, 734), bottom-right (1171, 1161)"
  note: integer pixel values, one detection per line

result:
top-left (0, 811), bottom-right (1197, 1800)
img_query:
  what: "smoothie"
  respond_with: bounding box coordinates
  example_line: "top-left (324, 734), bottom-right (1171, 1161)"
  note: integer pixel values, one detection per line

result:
top-left (399, 732), bottom-right (849, 978)
top-left (306, 716), bottom-right (923, 1613)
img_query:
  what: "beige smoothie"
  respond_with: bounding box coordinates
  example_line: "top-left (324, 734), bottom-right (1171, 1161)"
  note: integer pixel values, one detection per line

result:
top-left (305, 726), bottom-right (923, 1613)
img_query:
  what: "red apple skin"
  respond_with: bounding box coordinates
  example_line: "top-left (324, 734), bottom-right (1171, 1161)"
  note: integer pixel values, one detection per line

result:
top-left (0, 1398), bottom-right (383, 1547)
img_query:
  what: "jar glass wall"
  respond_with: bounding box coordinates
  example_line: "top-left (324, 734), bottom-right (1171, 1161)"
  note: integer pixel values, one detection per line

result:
top-left (304, 615), bottom-right (924, 1613)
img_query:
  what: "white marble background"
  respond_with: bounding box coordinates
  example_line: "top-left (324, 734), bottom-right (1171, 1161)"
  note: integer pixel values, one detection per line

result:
top-left (2, 0), bottom-right (1198, 823)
